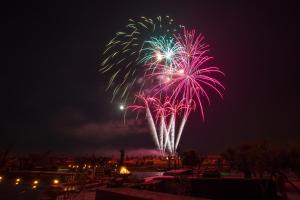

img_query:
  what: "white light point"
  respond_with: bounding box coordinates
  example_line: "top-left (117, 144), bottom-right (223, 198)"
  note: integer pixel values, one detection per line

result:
top-left (156, 52), bottom-right (163, 61)
top-left (177, 69), bottom-right (184, 74)
top-left (165, 51), bottom-right (173, 60)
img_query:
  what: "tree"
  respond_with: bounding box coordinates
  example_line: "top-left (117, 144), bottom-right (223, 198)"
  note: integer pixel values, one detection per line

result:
top-left (223, 142), bottom-right (300, 178)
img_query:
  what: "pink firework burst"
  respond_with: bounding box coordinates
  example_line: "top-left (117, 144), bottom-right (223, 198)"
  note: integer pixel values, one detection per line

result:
top-left (148, 29), bottom-right (225, 120)
top-left (127, 29), bottom-right (224, 154)
top-left (128, 93), bottom-right (194, 153)
top-left (175, 29), bottom-right (209, 59)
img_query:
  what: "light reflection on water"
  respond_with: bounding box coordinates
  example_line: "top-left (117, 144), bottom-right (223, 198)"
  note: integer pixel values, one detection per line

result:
top-left (131, 171), bottom-right (164, 180)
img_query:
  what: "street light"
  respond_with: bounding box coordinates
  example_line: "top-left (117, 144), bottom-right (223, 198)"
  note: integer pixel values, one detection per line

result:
top-left (15, 178), bottom-right (21, 185)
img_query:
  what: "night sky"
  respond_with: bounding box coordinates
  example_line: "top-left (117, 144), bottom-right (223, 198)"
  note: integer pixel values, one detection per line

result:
top-left (2, 1), bottom-right (299, 155)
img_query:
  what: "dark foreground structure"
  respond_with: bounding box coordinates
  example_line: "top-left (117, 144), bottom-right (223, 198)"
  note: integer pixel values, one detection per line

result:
top-left (96, 187), bottom-right (207, 200)
top-left (95, 178), bottom-right (276, 200)
top-left (189, 178), bottom-right (276, 200)
top-left (94, 178), bottom-right (277, 200)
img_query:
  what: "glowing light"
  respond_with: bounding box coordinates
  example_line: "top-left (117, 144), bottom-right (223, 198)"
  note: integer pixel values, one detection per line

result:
top-left (128, 29), bottom-right (224, 154)
top-left (165, 51), bottom-right (173, 60)
top-left (177, 69), bottom-right (184, 74)
top-left (100, 16), bottom-right (182, 103)
top-left (53, 179), bottom-right (59, 184)
top-left (101, 18), bottom-right (224, 155)
top-left (0, 176), bottom-right (2, 181)
top-left (32, 185), bottom-right (37, 189)
top-left (15, 178), bottom-right (21, 185)
top-left (119, 166), bottom-right (130, 175)
top-left (140, 35), bottom-right (182, 72)
top-left (156, 52), bottom-right (163, 61)
top-left (33, 180), bottom-right (39, 185)
top-left (165, 77), bottom-right (171, 82)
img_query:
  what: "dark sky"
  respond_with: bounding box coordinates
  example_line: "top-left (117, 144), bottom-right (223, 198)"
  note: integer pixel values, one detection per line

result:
top-left (1, 1), bottom-right (299, 154)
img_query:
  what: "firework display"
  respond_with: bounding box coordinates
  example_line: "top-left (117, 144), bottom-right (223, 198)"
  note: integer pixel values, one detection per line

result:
top-left (101, 16), bottom-right (224, 154)
top-left (100, 16), bottom-right (182, 103)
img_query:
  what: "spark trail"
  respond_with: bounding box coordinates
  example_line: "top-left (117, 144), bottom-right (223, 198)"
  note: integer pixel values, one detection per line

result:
top-left (101, 17), bottom-right (224, 154)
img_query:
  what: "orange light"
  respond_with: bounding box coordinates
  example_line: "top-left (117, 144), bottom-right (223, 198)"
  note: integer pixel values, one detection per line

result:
top-left (119, 166), bottom-right (130, 175)
top-left (53, 179), bottom-right (59, 184)
top-left (32, 185), bottom-right (37, 189)
top-left (15, 178), bottom-right (21, 185)
top-left (33, 180), bottom-right (39, 185)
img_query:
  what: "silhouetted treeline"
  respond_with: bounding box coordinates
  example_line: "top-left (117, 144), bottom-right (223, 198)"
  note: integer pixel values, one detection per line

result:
top-left (222, 141), bottom-right (300, 178)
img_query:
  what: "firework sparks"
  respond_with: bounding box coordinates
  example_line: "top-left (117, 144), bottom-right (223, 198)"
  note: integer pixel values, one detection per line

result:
top-left (139, 35), bottom-right (182, 72)
top-left (128, 94), bottom-right (195, 154)
top-left (148, 29), bottom-right (225, 120)
top-left (100, 16), bottom-right (182, 104)
top-left (101, 17), bottom-right (224, 154)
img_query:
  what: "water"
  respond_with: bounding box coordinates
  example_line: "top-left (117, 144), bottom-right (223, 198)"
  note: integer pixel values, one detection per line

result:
top-left (0, 176), bottom-right (59, 199)
top-left (131, 171), bottom-right (164, 180)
